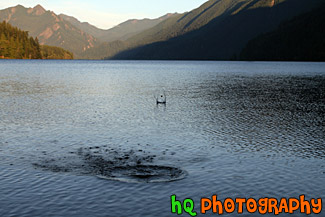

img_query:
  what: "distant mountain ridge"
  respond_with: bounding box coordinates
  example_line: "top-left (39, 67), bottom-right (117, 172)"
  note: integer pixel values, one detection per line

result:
top-left (1, 1), bottom-right (324, 60)
top-left (59, 13), bottom-right (177, 43)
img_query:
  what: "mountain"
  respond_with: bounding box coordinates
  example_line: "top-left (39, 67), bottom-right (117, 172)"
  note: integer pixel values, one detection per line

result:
top-left (108, 0), bottom-right (324, 60)
top-left (59, 13), bottom-right (177, 43)
top-left (0, 4), bottom-right (98, 58)
top-left (240, 3), bottom-right (325, 61)
top-left (0, 4), bottom-right (176, 58)
top-left (71, 0), bottom-right (253, 59)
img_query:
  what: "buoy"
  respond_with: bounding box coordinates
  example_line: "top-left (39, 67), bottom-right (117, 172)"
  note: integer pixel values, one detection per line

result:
top-left (155, 92), bottom-right (166, 104)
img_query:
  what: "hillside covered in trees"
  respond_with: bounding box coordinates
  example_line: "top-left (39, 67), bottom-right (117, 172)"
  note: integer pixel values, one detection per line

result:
top-left (40, 45), bottom-right (73, 59)
top-left (0, 21), bottom-right (73, 59)
top-left (240, 3), bottom-right (325, 61)
top-left (0, 20), bottom-right (41, 59)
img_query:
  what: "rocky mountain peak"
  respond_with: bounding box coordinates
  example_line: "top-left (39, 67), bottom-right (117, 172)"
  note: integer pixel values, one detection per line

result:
top-left (33, 4), bottom-right (46, 15)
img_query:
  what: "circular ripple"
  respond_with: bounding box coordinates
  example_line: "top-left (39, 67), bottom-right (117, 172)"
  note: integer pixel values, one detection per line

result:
top-left (97, 165), bottom-right (187, 183)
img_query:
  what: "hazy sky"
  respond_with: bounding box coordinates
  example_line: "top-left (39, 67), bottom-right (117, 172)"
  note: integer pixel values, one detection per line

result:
top-left (0, 0), bottom-right (208, 29)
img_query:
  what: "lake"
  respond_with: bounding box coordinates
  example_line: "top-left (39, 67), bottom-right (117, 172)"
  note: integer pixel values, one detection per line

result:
top-left (0, 60), bottom-right (324, 216)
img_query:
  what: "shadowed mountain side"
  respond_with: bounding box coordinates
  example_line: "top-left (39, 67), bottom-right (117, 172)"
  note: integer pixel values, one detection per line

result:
top-left (124, 0), bottom-right (249, 48)
top-left (60, 13), bottom-right (178, 43)
top-left (85, 0), bottom-right (254, 59)
top-left (109, 0), bottom-right (323, 60)
top-left (240, 4), bottom-right (325, 61)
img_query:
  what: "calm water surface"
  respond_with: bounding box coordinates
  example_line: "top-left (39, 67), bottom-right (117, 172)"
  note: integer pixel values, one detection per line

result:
top-left (0, 60), bottom-right (324, 216)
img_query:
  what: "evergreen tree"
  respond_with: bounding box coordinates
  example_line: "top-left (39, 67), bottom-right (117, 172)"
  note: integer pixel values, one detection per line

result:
top-left (34, 37), bottom-right (42, 59)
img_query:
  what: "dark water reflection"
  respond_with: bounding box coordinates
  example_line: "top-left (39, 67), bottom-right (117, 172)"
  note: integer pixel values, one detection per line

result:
top-left (197, 75), bottom-right (325, 158)
top-left (0, 60), bottom-right (324, 217)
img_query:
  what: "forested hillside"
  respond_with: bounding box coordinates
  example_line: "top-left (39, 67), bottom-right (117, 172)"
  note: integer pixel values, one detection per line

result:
top-left (0, 21), bottom-right (41, 59)
top-left (0, 21), bottom-right (73, 59)
top-left (240, 3), bottom-right (325, 61)
top-left (40, 45), bottom-right (74, 59)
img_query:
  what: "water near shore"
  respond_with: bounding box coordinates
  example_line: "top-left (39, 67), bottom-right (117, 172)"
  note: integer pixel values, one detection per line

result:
top-left (0, 60), bottom-right (324, 216)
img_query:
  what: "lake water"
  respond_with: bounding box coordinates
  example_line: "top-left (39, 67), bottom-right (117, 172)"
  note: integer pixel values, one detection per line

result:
top-left (0, 60), bottom-right (324, 216)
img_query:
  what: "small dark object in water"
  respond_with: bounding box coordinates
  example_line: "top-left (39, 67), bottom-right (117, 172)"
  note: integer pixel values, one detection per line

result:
top-left (155, 92), bottom-right (167, 104)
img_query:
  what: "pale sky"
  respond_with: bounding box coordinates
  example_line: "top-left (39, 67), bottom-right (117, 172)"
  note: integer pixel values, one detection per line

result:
top-left (0, 0), bottom-right (208, 29)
